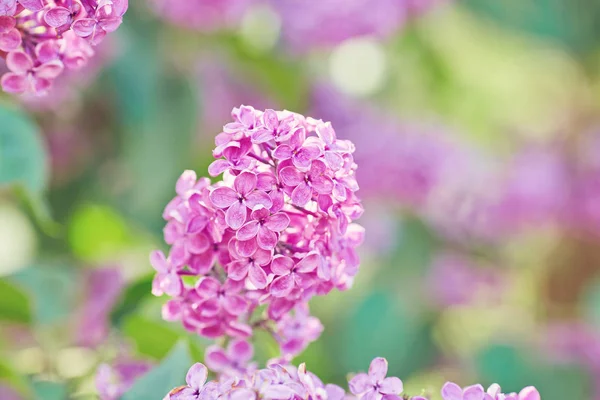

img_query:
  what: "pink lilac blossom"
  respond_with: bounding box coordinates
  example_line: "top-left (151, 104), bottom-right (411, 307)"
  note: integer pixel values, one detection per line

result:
top-left (96, 360), bottom-right (153, 400)
top-left (75, 267), bottom-right (124, 347)
top-left (441, 382), bottom-right (540, 400)
top-left (161, 358), bottom-right (539, 400)
top-left (0, 0), bottom-right (126, 95)
top-left (427, 252), bottom-right (507, 308)
top-left (152, 105), bottom-right (364, 358)
top-left (270, 0), bottom-right (406, 51)
top-left (149, 0), bottom-right (254, 31)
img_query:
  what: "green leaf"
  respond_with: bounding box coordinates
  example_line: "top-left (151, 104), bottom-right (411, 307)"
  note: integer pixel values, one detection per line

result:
top-left (337, 290), bottom-right (436, 383)
top-left (67, 204), bottom-right (131, 261)
top-left (10, 266), bottom-right (74, 326)
top-left (31, 381), bottom-right (66, 400)
top-left (0, 104), bottom-right (47, 193)
top-left (463, 0), bottom-right (600, 56)
top-left (122, 341), bottom-right (192, 400)
top-left (122, 316), bottom-right (184, 359)
top-left (0, 279), bottom-right (31, 324)
top-left (110, 273), bottom-right (154, 326)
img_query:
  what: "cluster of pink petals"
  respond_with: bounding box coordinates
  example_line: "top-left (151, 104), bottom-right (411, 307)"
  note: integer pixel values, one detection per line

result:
top-left (441, 382), bottom-right (539, 400)
top-left (96, 359), bottom-right (153, 400)
top-left (152, 105), bottom-right (363, 358)
top-left (163, 357), bottom-right (540, 400)
top-left (0, 0), bottom-right (127, 95)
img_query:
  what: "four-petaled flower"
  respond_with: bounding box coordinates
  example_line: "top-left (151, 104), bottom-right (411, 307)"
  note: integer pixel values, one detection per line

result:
top-left (270, 253), bottom-right (320, 298)
top-left (280, 159), bottom-right (334, 206)
top-left (1, 51), bottom-right (63, 94)
top-left (349, 357), bottom-right (404, 400)
top-left (210, 171), bottom-right (272, 229)
top-left (236, 207), bottom-right (290, 250)
top-left (150, 249), bottom-right (183, 297)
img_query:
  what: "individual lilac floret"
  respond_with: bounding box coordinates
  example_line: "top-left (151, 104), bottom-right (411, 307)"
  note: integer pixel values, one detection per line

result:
top-left (349, 357), bottom-right (404, 399)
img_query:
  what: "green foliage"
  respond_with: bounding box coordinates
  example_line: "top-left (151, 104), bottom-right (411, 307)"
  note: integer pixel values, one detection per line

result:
top-left (110, 273), bottom-right (154, 326)
top-left (0, 279), bottom-right (32, 324)
top-left (10, 266), bottom-right (74, 326)
top-left (122, 341), bottom-right (192, 400)
top-left (463, 0), bottom-right (600, 56)
top-left (31, 381), bottom-right (67, 400)
top-left (0, 104), bottom-right (47, 193)
top-left (123, 316), bottom-right (183, 359)
top-left (337, 290), bottom-right (437, 383)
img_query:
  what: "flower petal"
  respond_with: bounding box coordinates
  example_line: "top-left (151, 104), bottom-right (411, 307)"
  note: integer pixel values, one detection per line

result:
top-left (518, 387), bottom-right (540, 400)
top-left (72, 18), bottom-right (96, 37)
top-left (264, 212), bottom-right (290, 232)
top-left (380, 377), bottom-right (403, 395)
top-left (209, 186), bottom-right (238, 208)
top-left (6, 50), bottom-right (33, 74)
top-left (226, 201), bottom-right (247, 230)
top-left (270, 255), bottom-right (294, 275)
top-left (149, 250), bottom-right (169, 273)
top-left (0, 72), bottom-right (26, 93)
top-left (248, 263), bottom-right (267, 289)
top-left (280, 166), bottom-right (304, 186)
top-left (270, 274), bottom-right (294, 297)
top-left (234, 171), bottom-right (257, 196)
top-left (463, 384), bottom-right (485, 400)
top-left (207, 159), bottom-right (231, 176)
top-left (245, 190), bottom-right (273, 210)
top-left (44, 6), bottom-right (71, 27)
top-left (296, 252), bottom-right (321, 273)
top-left (273, 144), bottom-right (293, 160)
top-left (291, 182), bottom-right (312, 206)
top-left (441, 382), bottom-right (464, 400)
top-left (257, 226), bottom-right (277, 250)
top-left (0, 28), bottom-right (20, 52)
top-left (185, 363), bottom-right (208, 390)
top-left (368, 357), bottom-right (388, 382)
top-left (235, 238), bottom-right (258, 258)
top-left (348, 373), bottom-right (371, 395)
top-left (237, 221), bottom-right (260, 241)
top-left (227, 260), bottom-right (250, 281)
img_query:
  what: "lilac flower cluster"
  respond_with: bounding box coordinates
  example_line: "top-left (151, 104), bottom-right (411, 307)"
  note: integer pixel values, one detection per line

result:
top-left (152, 105), bottom-right (363, 358)
top-left (162, 355), bottom-right (539, 400)
top-left (0, 0), bottom-right (127, 95)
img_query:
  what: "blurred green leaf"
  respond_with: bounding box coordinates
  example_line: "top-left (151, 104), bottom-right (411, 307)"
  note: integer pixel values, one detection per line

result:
top-left (0, 360), bottom-right (31, 396)
top-left (476, 344), bottom-right (591, 400)
top-left (31, 381), bottom-right (66, 400)
top-left (10, 266), bottom-right (74, 326)
top-left (68, 203), bottom-right (131, 261)
top-left (0, 279), bottom-right (31, 324)
top-left (110, 273), bottom-right (153, 326)
top-left (385, 216), bottom-right (437, 278)
top-left (463, 0), bottom-right (600, 56)
top-left (0, 104), bottom-right (47, 193)
top-left (107, 24), bottom-right (197, 232)
top-left (122, 315), bottom-right (207, 361)
top-left (122, 341), bottom-right (191, 400)
top-left (337, 290), bottom-right (436, 383)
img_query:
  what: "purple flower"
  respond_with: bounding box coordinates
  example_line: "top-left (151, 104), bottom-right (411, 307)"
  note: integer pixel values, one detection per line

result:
top-left (269, 253), bottom-right (320, 298)
top-left (441, 382), bottom-right (541, 400)
top-left (96, 360), bottom-right (153, 400)
top-left (72, 0), bottom-right (127, 45)
top-left (280, 159), bottom-right (334, 206)
top-left (226, 247), bottom-right (272, 289)
top-left (349, 357), bottom-right (404, 399)
top-left (236, 207), bottom-right (290, 250)
top-left (170, 363), bottom-right (212, 400)
top-left (150, 249), bottom-right (183, 297)
top-left (195, 276), bottom-right (248, 316)
top-left (0, 16), bottom-right (20, 52)
top-left (205, 339), bottom-right (255, 377)
top-left (273, 126), bottom-right (322, 170)
top-left (210, 171), bottom-right (272, 229)
top-left (1, 50), bottom-right (63, 94)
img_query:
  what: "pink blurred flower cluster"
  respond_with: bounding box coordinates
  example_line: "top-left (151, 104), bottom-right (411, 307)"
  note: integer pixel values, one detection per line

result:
top-left (151, 105), bottom-right (363, 359)
top-left (0, 0), bottom-right (127, 94)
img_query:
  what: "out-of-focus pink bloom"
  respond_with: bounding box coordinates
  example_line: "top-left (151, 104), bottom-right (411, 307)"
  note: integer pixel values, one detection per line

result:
top-left (0, 385), bottom-right (22, 400)
top-left (76, 267), bottom-right (124, 347)
top-left (275, 303), bottom-right (323, 358)
top-left (205, 339), bottom-right (256, 377)
top-left (96, 360), bottom-right (153, 400)
top-left (271, 0), bottom-right (407, 51)
top-left (1, 50), bottom-right (63, 94)
top-left (427, 252), bottom-right (507, 308)
top-left (150, 0), bottom-right (254, 31)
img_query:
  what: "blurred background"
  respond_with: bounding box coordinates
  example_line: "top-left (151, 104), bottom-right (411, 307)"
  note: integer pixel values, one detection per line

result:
top-left (1, 0), bottom-right (600, 399)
